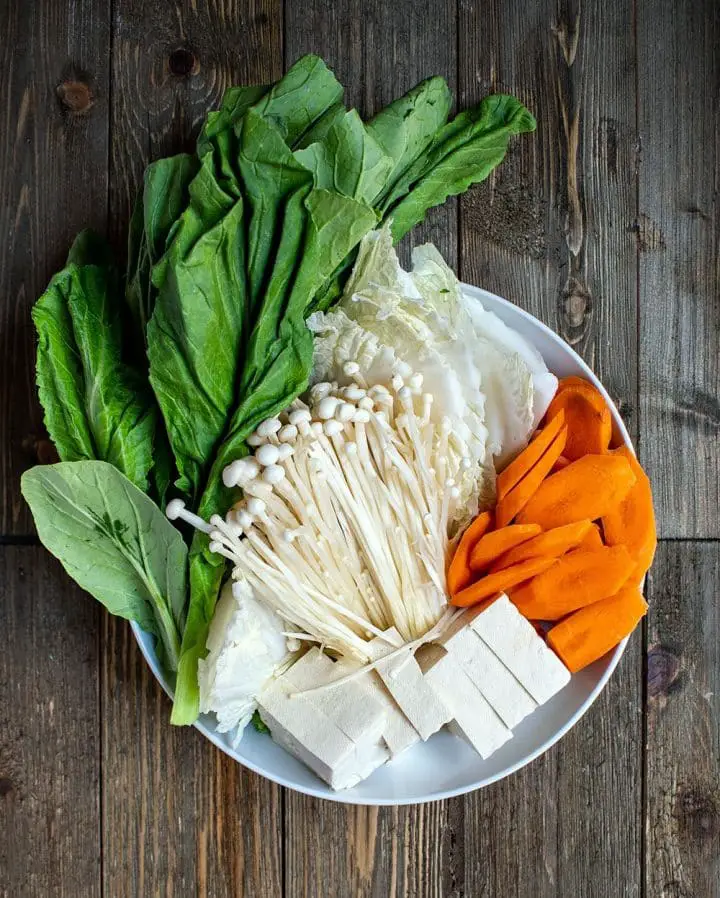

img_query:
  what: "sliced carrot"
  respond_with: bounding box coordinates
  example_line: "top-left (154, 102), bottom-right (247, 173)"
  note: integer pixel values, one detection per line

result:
top-left (495, 425), bottom-right (568, 528)
top-left (446, 511), bottom-right (493, 595)
top-left (489, 520), bottom-right (594, 572)
top-left (552, 455), bottom-right (571, 473)
top-left (547, 585), bottom-right (648, 672)
top-left (509, 544), bottom-right (635, 620)
top-left (515, 454), bottom-right (637, 530)
top-left (451, 556), bottom-right (557, 608)
top-left (496, 410), bottom-right (566, 501)
top-left (556, 375), bottom-right (593, 391)
top-left (577, 522), bottom-right (604, 550)
top-left (544, 379), bottom-right (612, 460)
top-left (601, 446), bottom-right (657, 585)
top-left (468, 524), bottom-right (542, 572)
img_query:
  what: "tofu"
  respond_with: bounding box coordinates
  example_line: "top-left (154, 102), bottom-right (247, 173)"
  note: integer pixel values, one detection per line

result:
top-left (437, 616), bottom-right (537, 729)
top-left (257, 648), bottom-right (390, 790)
top-left (417, 644), bottom-right (512, 759)
top-left (369, 628), bottom-right (451, 740)
top-left (332, 656), bottom-right (421, 758)
top-left (258, 677), bottom-right (388, 790)
top-left (283, 648), bottom-right (386, 746)
top-left (468, 595), bottom-right (571, 704)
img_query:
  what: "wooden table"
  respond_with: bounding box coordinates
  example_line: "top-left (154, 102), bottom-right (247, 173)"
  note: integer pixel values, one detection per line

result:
top-left (1, 1), bottom-right (718, 895)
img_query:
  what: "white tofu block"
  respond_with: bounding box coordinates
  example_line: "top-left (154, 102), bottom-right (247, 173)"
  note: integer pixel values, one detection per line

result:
top-left (437, 617), bottom-right (537, 729)
top-left (468, 595), bottom-right (571, 704)
top-left (258, 676), bottom-right (389, 790)
top-left (332, 655), bottom-right (421, 758)
top-left (282, 648), bottom-right (387, 746)
top-left (417, 644), bottom-right (512, 759)
top-left (369, 629), bottom-right (451, 740)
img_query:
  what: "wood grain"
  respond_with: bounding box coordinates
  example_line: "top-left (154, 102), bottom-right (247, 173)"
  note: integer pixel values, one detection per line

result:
top-left (283, 0), bottom-right (458, 267)
top-left (637, 0), bottom-right (720, 538)
top-left (0, 0), bottom-right (110, 536)
top-left (283, 5), bottom-right (462, 895)
top-left (102, 3), bottom-right (284, 896)
top-left (0, 548), bottom-right (100, 897)
top-left (459, 3), bottom-right (643, 896)
top-left (646, 542), bottom-right (720, 898)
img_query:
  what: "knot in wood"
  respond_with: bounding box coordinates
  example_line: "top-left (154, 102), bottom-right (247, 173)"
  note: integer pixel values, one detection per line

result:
top-left (56, 80), bottom-right (93, 114)
top-left (647, 645), bottom-right (681, 698)
top-left (0, 777), bottom-right (14, 798)
top-left (169, 47), bottom-right (198, 77)
top-left (676, 787), bottom-right (719, 844)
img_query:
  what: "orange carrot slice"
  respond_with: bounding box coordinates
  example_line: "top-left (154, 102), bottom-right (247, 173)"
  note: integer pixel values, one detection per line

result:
top-left (509, 544), bottom-right (635, 620)
top-left (515, 454), bottom-right (637, 530)
top-left (495, 425), bottom-right (568, 528)
top-left (496, 410), bottom-right (566, 501)
top-left (490, 520), bottom-right (594, 572)
top-left (577, 522), bottom-right (604, 550)
top-left (547, 585), bottom-right (648, 672)
top-left (469, 524), bottom-right (542, 572)
top-left (446, 511), bottom-right (493, 595)
top-left (544, 379), bottom-right (612, 460)
top-left (602, 446), bottom-right (656, 584)
top-left (451, 556), bottom-right (557, 607)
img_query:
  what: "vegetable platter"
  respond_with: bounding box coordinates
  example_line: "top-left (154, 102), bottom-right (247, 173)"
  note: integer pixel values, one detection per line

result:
top-left (21, 55), bottom-right (655, 805)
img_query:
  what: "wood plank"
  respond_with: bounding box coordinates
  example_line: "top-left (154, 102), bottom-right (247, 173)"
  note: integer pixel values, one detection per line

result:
top-left (283, 0), bottom-right (458, 267)
top-left (284, 800), bottom-right (466, 898)
top-left (637, 0), bottom-right (720, 537)
top-left (459, 3), bottom-right (642, 896)
top-left (283, 5), bottom-right (461, 894)
top-left (0, 547), bottom-right (100, 897)
top-left (0, 0), bottom-right (111, 536)
top-left (646, 541), bottom-right (720, 897)
top-left (102, 3), bottom-right (284, 895)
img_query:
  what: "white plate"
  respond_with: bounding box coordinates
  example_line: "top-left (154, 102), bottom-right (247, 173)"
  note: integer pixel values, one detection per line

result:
top-left (131, 283), bottom-right (633, 806)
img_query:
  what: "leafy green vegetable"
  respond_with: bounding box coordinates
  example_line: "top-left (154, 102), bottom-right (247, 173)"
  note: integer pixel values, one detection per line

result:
top-left (380, 94), bottom-right (536, 241)
top-left (251, 710), bottom-right (270, 734)
top-left (21, 461), bottom-right (186, 670)
top-left (126, 154), bottom-right (199, 349)
top-left (33, 232), bottom-right (156, 491)
top-left (368, 76), bottom-right (452, 190)
top-left (25, 53), bottom-right (537, 731)
top-left (295, 109), bottom-right (393, 203)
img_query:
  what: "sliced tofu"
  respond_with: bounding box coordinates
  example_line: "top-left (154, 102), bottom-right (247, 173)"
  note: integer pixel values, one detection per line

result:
top-left (332, 655), bottom-right (421, 759)
top-left (417, 643), bottom-right (512, 759)
top-left (369, 628), bottom-right (451, 740)
top-left (468, 595), bottom-right (571, 704)
top-left (258, 677), bottom-right (388, 790)
top-left (282, 648), bottom-right (386, 746)
top-left (437, 616), bottom-right (537, 729)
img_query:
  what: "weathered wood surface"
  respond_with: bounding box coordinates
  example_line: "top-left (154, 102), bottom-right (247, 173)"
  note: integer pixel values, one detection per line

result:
top-left (646, 542), bottom-right (720, 898)
top-left (637, 0), bottom-right (720, 538)
top-left (0, 549), bottom-right (100, 897)
top-left (0, 0), bottom-right (718, 896)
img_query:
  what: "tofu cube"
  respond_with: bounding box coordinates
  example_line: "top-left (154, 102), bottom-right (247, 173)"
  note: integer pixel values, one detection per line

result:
top-left (417, 643), bottom-right (512, 759)
top-left (468, 595), bottom-right (571, 704)
top-left (369, 628), bottom-right (452, 740)
top-left (437, 616), bottom-right (537, 729)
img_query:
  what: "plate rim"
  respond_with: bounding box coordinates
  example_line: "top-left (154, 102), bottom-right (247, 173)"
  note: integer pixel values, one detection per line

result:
top-left (130, 282), bottom-right (633, 806)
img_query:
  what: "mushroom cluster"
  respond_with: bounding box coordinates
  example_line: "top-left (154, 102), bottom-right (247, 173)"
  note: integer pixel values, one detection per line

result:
top-left (168, 361), bottom-right (477, 660)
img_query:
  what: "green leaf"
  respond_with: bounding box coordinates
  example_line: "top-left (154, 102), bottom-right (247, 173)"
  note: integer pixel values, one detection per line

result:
top-left (380, 94), bottom-right (536, 241)
top-left (126, 155), bottom-right (199, 350)
top-left (34, 232), bottom-right (156, 491)
top-left (295, 109), bottom-right (393, 203)
top-left (22, 461), bottom-right (186, 670)
top-left (368, 76), bottom-right (452, 191)
top-left (250, 54), bottom-right (344, 147)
